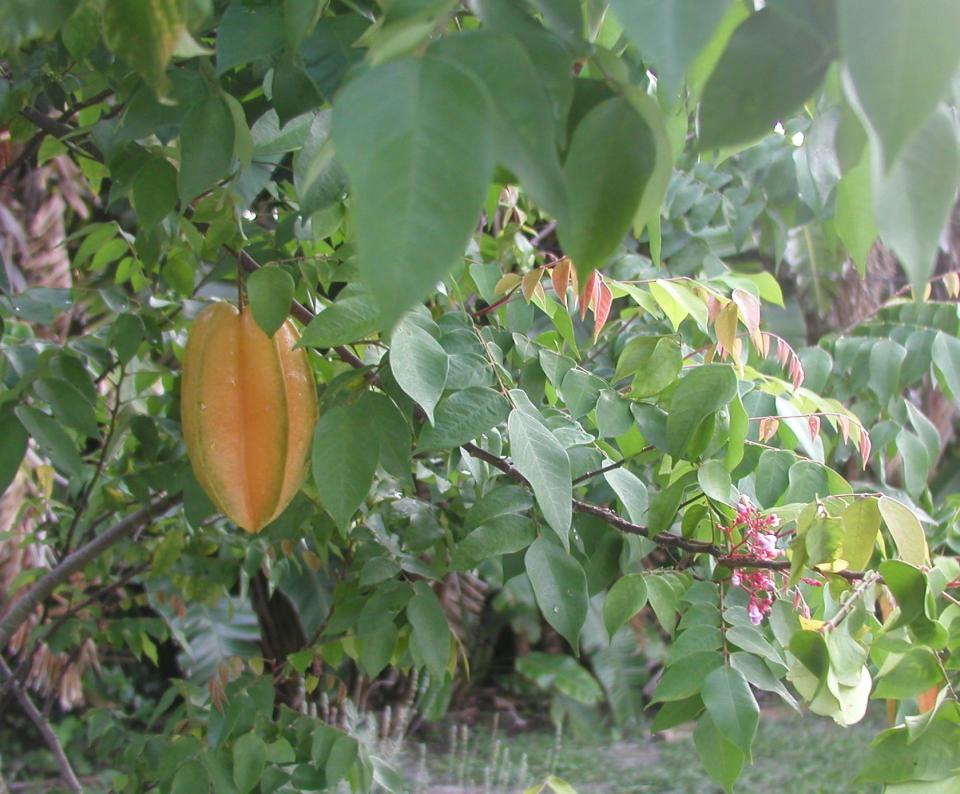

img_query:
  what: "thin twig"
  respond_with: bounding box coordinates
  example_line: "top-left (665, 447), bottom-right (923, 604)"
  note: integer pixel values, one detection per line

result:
top-left (0, 493), bottom-right (179, 650)
top-left (819, 571), bottom-right (881, 633)
top-left (233, 252), bottom-right (874, 580)
top-left (0, 657), bottom-right (82, 792)
top-left (571, 447), bottom-right (653, 485)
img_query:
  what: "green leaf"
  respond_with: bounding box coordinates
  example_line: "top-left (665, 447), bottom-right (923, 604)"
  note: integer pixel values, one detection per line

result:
top-left (698, 6), bottom-right (831, 149)
top-left (1, 0), bottom-right (80, 50)
top-left (429, 32), bottom-right (568, 223)
top-left (841, 498), bottom-right (880, 570)
top-left (609, 0), bottom-right (732, 100)
top-left (604, 467), bottom-right (647, 524)
top-left (247, 268), bottom-right (294, 338)
top-left (293, 111), bottom-right (348, 217)
top-left (418, 387), bottom-right (509, 451)
top-left (701, 666), bottom-right (759, 758)
top-left (653, 651), bottom-right (723, 701)
top-left (407, 581), bottom-right (451, 680)
top-left (516, 652), bottom-right (603, 704)
top-left (878, 559), bottom-right (927, 629)
top-left (452, 515), bottom-right (536, 569)
top-left (232, 733), bottom-right (266, 794)
top-left (872, 649), bottom-right (943, 699)
top-left (300, 289), bottom-right (380, 348)
top-left (15, 405), bottom-right (83, 479)
top-left (389, 318), bottom-right (449, 424)
top-left (789, 630), bottom-right (829, 682)
top-left (103, 0), bottom-right (184, 95)
top-left (879, 496), bottom-right (929, 566)
top-left (898, 430), bottom-right (931, 499)
top-left (856, 714), bottom-right (960, 785)
top-left (694, 712), bottom-right (744, 793)
top-left (525, 538), bottom-right (588, 652)
top-left (933, 331), bottom-right (960, 400)
top-left (333, 55), bottom-right (493, 328)
top-left (172, 760), bottom-right (210, 794)
top-left (603, 574), bottom-right (648, 638)
top-left (868, 339), bottom-right (906, 404)
top-left (873, 106), bottom-right (960, 298)
top-left (665, 364), bottom-right (738, 458)
top-left (0, 413), bottom-right (28, 497)
top-left (464, 484), bottom-right (534, 529)
top-left (272, 60), bottom-right (324, 128)
top-left (356, 391), bottom-right (411, 481)
top-left (325, 734), bottom-right (358, 785)
top-left (312, 403), bottom-right (378, 529)
top-left (615, 335), bottom-right (681, 397)
top-left (216, 1), bottom-right (285, 75)
top-left (508, 409), bottom-right (572, 547)
top-left (839, 0), bottom-right (960, 169)
top-left (178, 95), bottom-right (235, 204)
top-left (698, 460), bottom-right (732, 504)
top-left (132, 157), bottom-right (178, 229)
top-left (33, 378), bottom-right (98, 439)
top-left (558, 96), bottom-right (657, 280)
top-left (835, 152), bottom-right (877, 275)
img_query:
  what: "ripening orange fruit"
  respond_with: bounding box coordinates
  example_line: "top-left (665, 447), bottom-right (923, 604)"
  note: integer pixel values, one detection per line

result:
top-left (181, 302), bottom-right (317, 532)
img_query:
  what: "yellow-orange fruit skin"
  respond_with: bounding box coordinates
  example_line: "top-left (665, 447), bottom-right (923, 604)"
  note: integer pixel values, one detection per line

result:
top-left (181, 303), bottom-right (318, 533)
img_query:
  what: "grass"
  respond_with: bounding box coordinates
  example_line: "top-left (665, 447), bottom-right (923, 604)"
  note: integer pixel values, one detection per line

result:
top-left (403, 705), bottom-right (887, 793)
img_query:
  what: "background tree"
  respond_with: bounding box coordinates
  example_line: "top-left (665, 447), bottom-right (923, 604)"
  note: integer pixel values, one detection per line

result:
top-left (2, 1), bottom-right (960, 792)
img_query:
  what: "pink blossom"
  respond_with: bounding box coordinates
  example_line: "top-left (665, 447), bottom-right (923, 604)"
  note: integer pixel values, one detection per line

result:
top-left (721, 497), bottom-right (782, 625)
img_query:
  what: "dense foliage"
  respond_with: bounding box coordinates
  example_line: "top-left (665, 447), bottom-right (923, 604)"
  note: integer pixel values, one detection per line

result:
top-left (2, 0), bottom-right (960, 791)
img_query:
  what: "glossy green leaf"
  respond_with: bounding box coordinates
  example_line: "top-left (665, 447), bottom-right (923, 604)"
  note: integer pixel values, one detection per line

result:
top-left (508, 409), bottom-right (572, 547)
top-left (698, 6), bottom-right (831, 149)
top-left (701, 666), bottom-right (758, 757)
top-left (407, 581), bottom-right (451, 680)
top-left (609, 0), bottom-right (732, 100)
top-left (603, 574), bottom-right (647, 638)
top-left (232, 733), bottom-right (266, 794)
top-left (418, 387), bottom-right (509, 451)
top-left (604, 467), bottom-right (647, 524)
top-left (653, 651), bottom-right (722, 702)
top-left (333, 55), bottom-right (493, 328)
top-left (178, 95), bottom-right (235, 204)
top-left (525, 538), bottom-right (588, 651)
top-left (868, 339), bottom-right (906, 404)
top-left (558, 96), bottom-right (656, 280)
top-left (15, 405), bottom-right (83, 479)
top-left (216, 1), bottom-right (285, 74)
top-left (172, 760), bottom-right (210, 794)
top-left (103, 0), bottom-right (183, 94)
top-left (665, 364), bottom-right (738, 458)
top-left (698, 460), bottom-right (732, 504)
top-left (33, 378), bottom-right (98, 438)
top-left (452, 514), bottom-right (536, 569)
top-left (132, 157), bottom-right (178, 228)
top-left (879, 496), bottom-right (929, 566)
top-left (839, 0), bottom-right (960, 169)
top-left (389, 318), bottom-right (450, 424)
top-left (516, 652), bottom-right (603, 704)
top-left (312, 403), bottom-right (378, 529)
top-left (835, 152), bottom-right (877, 275)
top-left (247, 267), bottom-right (294, 338)
top-left (429, 32), bottom-right (568, 222)
top-left (873, 649), bottom-right (943, 700)
top-left (0, 413), bottom-right (28, 498)
top-left (841, 498), bottom-right (880, 570)
top-left (873, 106), bottom-right (960, 297)
top-left (293, 111), bottom-right (348, 217)
top-left (300, 289), bottom-right (381, 348)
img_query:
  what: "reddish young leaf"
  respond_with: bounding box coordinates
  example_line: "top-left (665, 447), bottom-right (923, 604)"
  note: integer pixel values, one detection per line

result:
top-left (551, 257), bottom-right (572, 307)
top-left (522, 267), bottom-right (543, 302)
top-left (807, 414), bottom-right (821, 441)
top-left (838, 414), bottom-right (851, 444)
top-left (759, 416), bottom-right (779, 443)
top-left (859, 428), bottom-right (872, 468)
top-left (593, 276), bottom-right (613, 342)
top-left (732, 288), bottom-right (762, 352)
top-left (580, 271), bottom-right (599, 321)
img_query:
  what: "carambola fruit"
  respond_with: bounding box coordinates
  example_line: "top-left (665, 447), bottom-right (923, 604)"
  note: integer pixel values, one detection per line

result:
top-left (181, 302), bottom-right (317, 532)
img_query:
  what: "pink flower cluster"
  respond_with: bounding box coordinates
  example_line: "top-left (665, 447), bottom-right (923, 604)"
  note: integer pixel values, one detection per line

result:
top-left (722, 496), bottom-right (782, 625)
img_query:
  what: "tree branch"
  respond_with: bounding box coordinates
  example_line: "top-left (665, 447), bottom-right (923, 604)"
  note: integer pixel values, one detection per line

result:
top-left (232, 250), bottom-right (873, 582)
top-left (0, 657), bottom-right (82, 792)
top-left (0, 493), bottom-right (180, 651)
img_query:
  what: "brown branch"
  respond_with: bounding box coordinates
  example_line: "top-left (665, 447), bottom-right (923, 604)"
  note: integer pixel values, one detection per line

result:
top-left (0, 493), bottom-right (180, 651)
top-left (0, 657), bottom-right (82, 792)
top-left (233, 250), bottom-right (874, 581)
top-left (819, 570), bottom-right (881, 631)
top-left (230, 247), bottom-right (366, 369)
